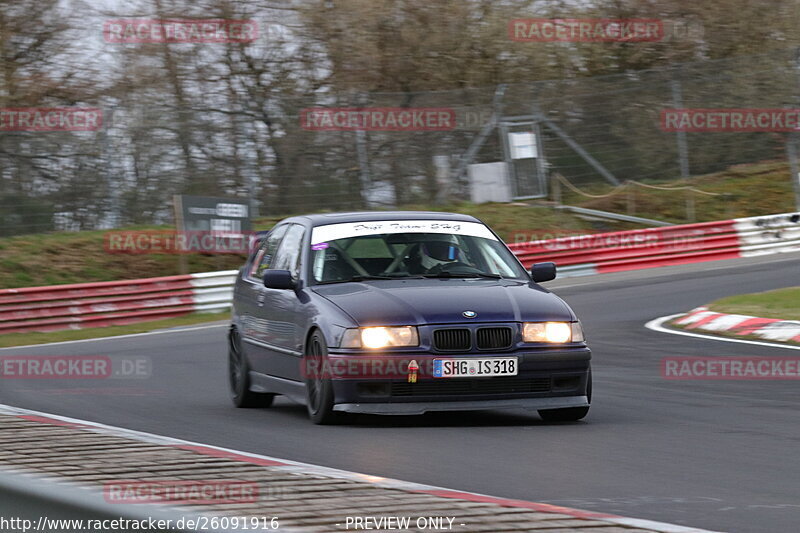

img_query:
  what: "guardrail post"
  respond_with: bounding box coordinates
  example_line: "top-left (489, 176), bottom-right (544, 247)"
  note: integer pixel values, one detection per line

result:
top-left (670, 68), bottom-right (690, 179)
top-left (723, 193), bottom-right (735, 219)
top-left (786, 133), bottom-right (800, 211)
top-left (626, 187), bottom-right (635, 216)
top-left (551, 173), bottom-right (562, 205)
top-left (686, 189), bottom-right (696, 222)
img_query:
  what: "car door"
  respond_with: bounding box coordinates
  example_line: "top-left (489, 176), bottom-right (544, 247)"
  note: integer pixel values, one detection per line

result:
top-left (239, 224), bottom-right (288, 376)
top-left (259, 223), bottom-right (308, 381)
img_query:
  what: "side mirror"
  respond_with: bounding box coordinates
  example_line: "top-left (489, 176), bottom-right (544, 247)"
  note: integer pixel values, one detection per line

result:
top-left (530, 262), bottom-right (557, 283)
top-left (263, 270), bottom-right (296, 290)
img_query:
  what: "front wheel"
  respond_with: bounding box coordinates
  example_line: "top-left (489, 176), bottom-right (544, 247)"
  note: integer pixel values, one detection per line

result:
top-left (304, 331), bottom-right (342, 425)
top-left (538, 369), bottom-right (591, 422)
top-left (229, 328), bottom-right (275, 408)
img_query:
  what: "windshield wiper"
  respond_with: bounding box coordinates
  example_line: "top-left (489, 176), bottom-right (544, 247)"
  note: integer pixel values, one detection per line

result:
top-left (421, 272), bottom-right (502, 279)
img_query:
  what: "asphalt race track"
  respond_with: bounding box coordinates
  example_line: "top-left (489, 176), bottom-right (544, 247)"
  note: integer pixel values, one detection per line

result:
top-left (2, 252), bottom-right (800, 533)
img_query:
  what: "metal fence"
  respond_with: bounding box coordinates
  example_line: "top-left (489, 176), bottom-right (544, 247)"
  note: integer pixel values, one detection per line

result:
top-left (2, 48), bottom-right (800, 236)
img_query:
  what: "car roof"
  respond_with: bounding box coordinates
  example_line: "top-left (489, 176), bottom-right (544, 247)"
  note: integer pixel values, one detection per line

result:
top-left (277, 211), bottom-right (483, 227)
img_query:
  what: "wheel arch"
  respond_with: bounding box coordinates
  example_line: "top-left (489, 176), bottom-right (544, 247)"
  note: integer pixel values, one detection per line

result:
top-left (303, 316), bottom-right (348, 352)
top-left (304, 325), bottom-right (322, 352)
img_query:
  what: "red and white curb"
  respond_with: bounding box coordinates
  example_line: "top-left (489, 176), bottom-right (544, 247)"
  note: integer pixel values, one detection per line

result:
top-left (0, 403), bottom-right (721, 533)
top-left (674, 307), bottom-right (800, 344)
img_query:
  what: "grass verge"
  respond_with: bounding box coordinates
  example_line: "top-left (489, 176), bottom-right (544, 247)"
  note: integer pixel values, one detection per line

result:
top-left (667, 286), bottom-right (800, 346)
top-left (0, 311), bottom-right (229, 348)
top-left (706, 287), bottom-right (800, 321)
top-left (1, 157), bottom-right (795, 290)
top-left (0, 204), bottom-right (604, 289)
top-left (565, 160), bottom-right (794, 223)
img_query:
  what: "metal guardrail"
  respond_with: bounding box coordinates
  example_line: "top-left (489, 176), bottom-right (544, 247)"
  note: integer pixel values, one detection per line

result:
top-left (734, 212), bottom-right (800, 257)
top-left (0, 271), bottom-right (237, 334)
top-left (554, 205), bottom-right (674, 227)
top-left (509, 219), bottom-right (741, 275)
top-left (509, 211), bottom-right (800, 276)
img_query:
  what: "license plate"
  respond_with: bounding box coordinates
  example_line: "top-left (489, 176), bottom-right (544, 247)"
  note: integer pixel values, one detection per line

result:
top-left (432, 357), bottom-right (518, 378)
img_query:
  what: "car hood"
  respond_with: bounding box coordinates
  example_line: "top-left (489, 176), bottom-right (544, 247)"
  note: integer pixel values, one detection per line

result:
top-left (310, 279), bottom-right (574, 326)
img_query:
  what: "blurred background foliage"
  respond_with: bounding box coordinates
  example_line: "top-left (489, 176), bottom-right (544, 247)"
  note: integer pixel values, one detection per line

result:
top-left (0, 0), bottom-right (799, 238)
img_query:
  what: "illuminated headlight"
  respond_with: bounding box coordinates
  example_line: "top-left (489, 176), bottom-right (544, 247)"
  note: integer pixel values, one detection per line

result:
top-left (341, 326), bottom-right (419, 349)
top-left (522, 322), bottom-right (584, 343)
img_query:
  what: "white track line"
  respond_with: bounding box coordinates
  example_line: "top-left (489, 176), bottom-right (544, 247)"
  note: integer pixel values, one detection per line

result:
top-left (0, 402), bottom-right (723, 533)
top-left (645, 314), bottom-right (800, 352)
top-left (0, 322), bottom-right (228, 351)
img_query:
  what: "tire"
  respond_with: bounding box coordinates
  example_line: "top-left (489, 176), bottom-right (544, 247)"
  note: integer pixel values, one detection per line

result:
top-left (538, 369), bottom-right (591, 423)
top-left (304, 330), bottom-right (342, 425)
top-left (228, 328), bottom-right (275, 408)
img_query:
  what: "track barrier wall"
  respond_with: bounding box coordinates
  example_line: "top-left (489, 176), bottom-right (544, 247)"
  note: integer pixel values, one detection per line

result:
top-left (2, 212), bottom-right (798, 333)
top-left (0, 271), bottom-right (237, 334)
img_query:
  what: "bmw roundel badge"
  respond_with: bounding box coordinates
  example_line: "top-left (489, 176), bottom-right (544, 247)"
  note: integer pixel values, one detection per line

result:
top-left (462, 310), bottom-right (477, 318)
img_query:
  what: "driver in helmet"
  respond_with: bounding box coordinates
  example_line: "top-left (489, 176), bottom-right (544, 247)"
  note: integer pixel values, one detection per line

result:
top-left (407, 235), bottom-right (463, 274)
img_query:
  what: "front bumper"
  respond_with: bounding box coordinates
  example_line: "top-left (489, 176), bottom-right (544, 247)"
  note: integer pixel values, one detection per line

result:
top-left (324, 346), bottom-right (591, 413)
top-left (333, 395), bottom-right (589, 415)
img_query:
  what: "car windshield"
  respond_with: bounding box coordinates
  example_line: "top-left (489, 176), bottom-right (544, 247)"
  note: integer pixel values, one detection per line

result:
top-left (310, 221), bottom-right (528, 284)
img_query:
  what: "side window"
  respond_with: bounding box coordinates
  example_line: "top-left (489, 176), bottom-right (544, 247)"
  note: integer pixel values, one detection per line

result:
top-left (271, 224), bottom-right (306, 277)
top-left (248, 225), bottom-right (288, 280)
